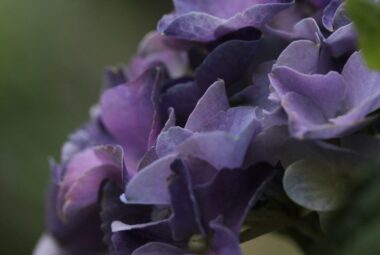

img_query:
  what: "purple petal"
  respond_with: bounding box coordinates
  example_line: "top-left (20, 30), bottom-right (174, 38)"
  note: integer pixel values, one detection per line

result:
top-left (160, 80), bottom-right (201, 126)
top-left (194, 163), bottom-right (275, 234)
top-left (128, 51), bottom-right (188, 81)
top-left (274, 38), bottom-right (334, 75)
top-left (283, 92), bottom-right (332, 138)
top-left (342, 52), bottom-right (380, 111)
top-left (197, 107), bottom-right (258, 136)
top-left (112, 220), bottom-right (169, 232)
top-left (270, 67), bottom-right (346, 119)
top-left (195, 40), bottom-right (258, 92)
top-left (244, 126), bottom-right (289, 166)
top-left (283, 92), bottom-right (372, 139)
top-left (162, 107), bottom-right (177, 132)
top-left (124, 155), bottom-right (177, 205)
top-left (330, 101), bottom-right (378, 128)
top-left (308, 0), bottom-right (331, 8)
top-left (271, 53), bottom-right (380, 139)
top-left (267, 5), bottom-right (306, 37)
top-left (159, 0), bottom-right (293, 42)
top-left (232, 61), bottom-right (277, 112)
top-left (177, 125), bottom-right (260, 170)
top-left (267, 17), bottom-right (323, 42)
top-left (185, 80), bottom-right (229, 132)
top-left (58, 145), bottom-right (123, 220)
top-left (111, 220), bottom-right (173, 255)
top-left (137, 31), bottom-right (176, 54)
top-left (274, 40), bottom-right (322, 74)
top-left (46, 177), bottom-right (106, 254)
top-left (169, 159), bottom-right (206, 241)
top-left (173, 0), bottom-right (279, 19)
top-left (325, 23), bottom-right (357, 58)
top-left (100, 68), bottom-right (163, 174)
top-left (214, 1), bottom-right (294, 37)
top-left (322, 0), bottom-right (343, 31)
top-left (158, 12), bottom-right (224, 42)
top-left (137, 147), bottom-right (159, 171)
top-left (260, 106), bottom-right (288, 129)
top-left (206, 218), bottom-right (243, 255)
top-left (61, 118), bottom-right (114, 164)
top-left (125, 100), bottom-right (260, 204)
top-left (156, 127), bottom-right (193, 158)
top-left (285, 18), bottom-right (322, 41)
top-left (127, 32), bottom-right (189, 80)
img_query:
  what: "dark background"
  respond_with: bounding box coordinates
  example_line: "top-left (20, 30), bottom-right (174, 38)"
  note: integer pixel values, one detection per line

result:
top-left (0, 1), bottom-right (301, 254)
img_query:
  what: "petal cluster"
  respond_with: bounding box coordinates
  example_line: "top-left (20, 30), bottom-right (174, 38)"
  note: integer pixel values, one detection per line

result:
top-left (37, 1), bottom-right (380, 255)
top-left (158, 0), bottom-right (293, 42)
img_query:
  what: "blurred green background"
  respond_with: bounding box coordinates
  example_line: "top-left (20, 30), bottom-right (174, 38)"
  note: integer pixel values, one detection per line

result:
top-left (0, 1), bottom-right (170, 253)
top-left (0, 1), bottom-right (301, 254)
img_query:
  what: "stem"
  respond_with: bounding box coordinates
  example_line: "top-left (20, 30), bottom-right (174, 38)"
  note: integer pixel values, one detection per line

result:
top-left (287, 215), bottom-right (322, 242)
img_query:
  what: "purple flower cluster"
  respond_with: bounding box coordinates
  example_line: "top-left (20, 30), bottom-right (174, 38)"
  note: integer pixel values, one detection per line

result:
top-left (36, 0), bottom-right (380, 254)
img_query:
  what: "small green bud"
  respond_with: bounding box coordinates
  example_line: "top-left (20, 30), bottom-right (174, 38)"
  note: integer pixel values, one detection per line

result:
top-left (188, 234), bottom-right (208, 254)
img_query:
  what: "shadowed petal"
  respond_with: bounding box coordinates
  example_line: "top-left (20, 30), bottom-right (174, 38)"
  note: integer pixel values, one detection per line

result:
top-left (111, 220), bottom-right (173, 255)
top-left (194, 163), bottom-right (275, 234)
top-left (58, 145), bottom-right (123, 220)
top-left (325, 23), bottom-right (357, 57)
top-left (206, 218), bottom-right (243, 255)
top-left (168, 159), bottom-right (208, 241)
top-left (195, 40), bottom-right (258, 91)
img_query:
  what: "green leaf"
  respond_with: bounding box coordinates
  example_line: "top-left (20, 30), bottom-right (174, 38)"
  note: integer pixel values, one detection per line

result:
top-left (242, 200), bottom-right (293, 241)
top-left (309, 167), bottom-right (380, 255)
top-left (347, 0), bottom-right (380, 69)
top-left (283, 159), bottom-right (355, 212)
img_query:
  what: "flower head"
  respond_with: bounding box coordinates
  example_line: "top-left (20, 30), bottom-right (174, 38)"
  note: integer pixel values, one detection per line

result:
top-left (36, 1), bottom-right (380, 255)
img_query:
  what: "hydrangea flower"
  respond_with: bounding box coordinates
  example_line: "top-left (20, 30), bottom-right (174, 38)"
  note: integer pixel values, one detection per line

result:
top-left (35, 0), bottom-right (380, 254)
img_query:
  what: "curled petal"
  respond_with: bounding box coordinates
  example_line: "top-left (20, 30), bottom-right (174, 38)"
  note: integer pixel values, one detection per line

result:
top-left (58, 145), bottom-right (123, 220)
top-left (270, 67), bottom-right (346, 119)
top-left (158, 0), bottom-right (293, 42)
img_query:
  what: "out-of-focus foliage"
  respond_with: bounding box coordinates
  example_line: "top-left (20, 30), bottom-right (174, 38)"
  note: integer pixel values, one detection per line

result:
top-left (347, 0), bottom-right (380, 69)
top-left (0, 1), bottom-right (169, 254)
top-left (309, 167), bottom-right (380, 255)
top-left (243, 234), bottom-right (303, 255)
